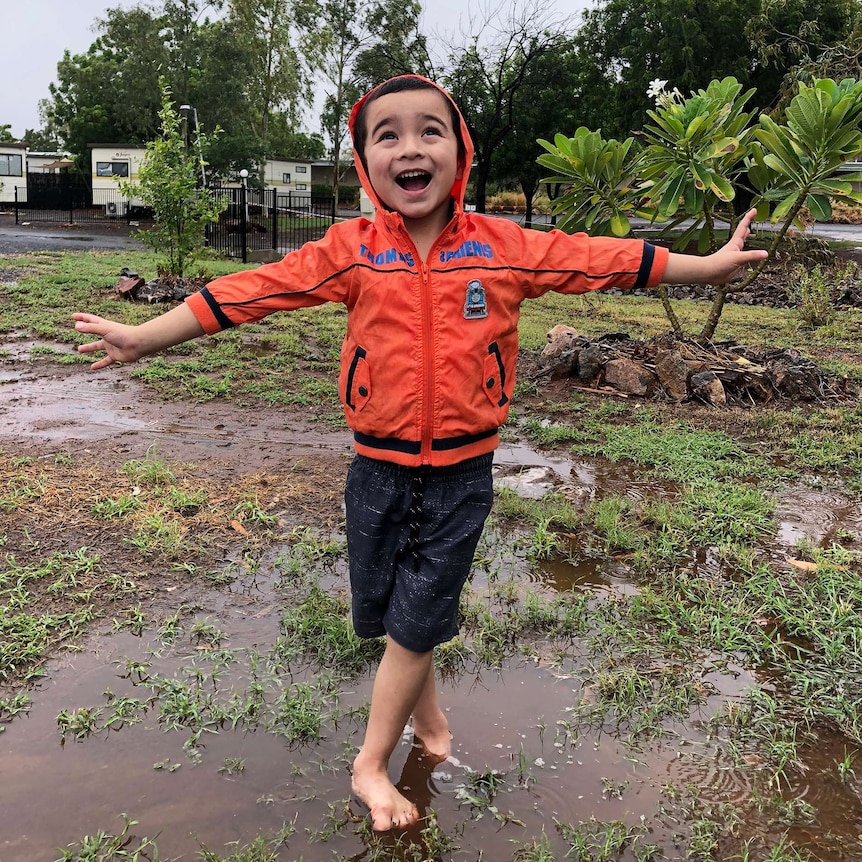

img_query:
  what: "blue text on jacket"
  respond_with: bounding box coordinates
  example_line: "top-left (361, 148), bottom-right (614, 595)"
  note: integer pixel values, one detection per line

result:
top-left (359, 244), bottom-right (415, 267)
top-left (439, 241), bottom-right (494, 262)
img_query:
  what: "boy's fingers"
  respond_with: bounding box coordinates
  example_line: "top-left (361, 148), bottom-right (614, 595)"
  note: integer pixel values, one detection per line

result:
top-left (76, 340), bottom-right (104, 354)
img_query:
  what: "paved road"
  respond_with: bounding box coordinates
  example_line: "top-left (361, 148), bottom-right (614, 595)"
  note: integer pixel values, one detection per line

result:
top-left (0, 216), bottom-right (146, 253)
top-left (2, 212), bottom-right (862, 254)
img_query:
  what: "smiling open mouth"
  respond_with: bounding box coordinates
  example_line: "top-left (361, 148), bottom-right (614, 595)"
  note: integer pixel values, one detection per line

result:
top-left (396, 170), bottom-right (431, 191)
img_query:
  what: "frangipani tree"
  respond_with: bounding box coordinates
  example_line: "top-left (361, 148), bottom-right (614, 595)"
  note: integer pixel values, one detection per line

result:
top-left (539, 76), bottom-right (862, 342)
top-left (700, 77), bottom-right (862, 340)
top-left (536, 128), bottom-right (643, 236)
top-left (637, 77), bottom-right (757, 251)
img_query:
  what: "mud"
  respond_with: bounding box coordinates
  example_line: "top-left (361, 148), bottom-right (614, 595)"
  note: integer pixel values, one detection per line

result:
top-left (2, 346), bottom-right (862, 860)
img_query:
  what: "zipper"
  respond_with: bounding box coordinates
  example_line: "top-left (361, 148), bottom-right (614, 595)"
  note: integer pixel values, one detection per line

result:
top-left (345, 346), bottom-right (367, 411)
top-left (388, 214), bottom-right (459, 464)
top-left (419, 260), bottom-right (434, 463)
top-left (417, 221), bottom-right (459, 463)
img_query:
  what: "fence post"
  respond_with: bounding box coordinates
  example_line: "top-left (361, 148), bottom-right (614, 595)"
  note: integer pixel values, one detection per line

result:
top-left (14, 186), bottom-right (18, 224)
top-left (270, 188), bottom-right (277, 252)
top-left (240, 180), bottom-right (248, 264)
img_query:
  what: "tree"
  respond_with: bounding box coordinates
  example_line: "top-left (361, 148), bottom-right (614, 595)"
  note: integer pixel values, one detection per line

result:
top-left (295, 0), bottom-right (374, 207)
top-left (747, 0), bottom-right (859, 110)
top-left (573, 0), bottom-right (765, 139)
top-left (352, 0), bottom-right (434, 89)
top-left (42, 1), bottom-right (305, 180)
top-left (47, 7), bottom-right (170, 167)
top-left (572, 0), bottom-right (858, 141)
top-left (539, 75), bottom-right (862, 342)
top-left (491, 39), bottom-right (580, 226)
top-left (441, 1), bottom-right (566, 212)
top-left (187, 16), bottom-right (264, 180)
top-left (266, 116), bottom-right (326, 160)
top-left (161, 0), bottom-right (221, 107)
top-left (121, 83), bottom-right (226, 277)
top-left (0, 125), bottom-right (14, 143)
top-left (226, 0), bottom-right (305, 176)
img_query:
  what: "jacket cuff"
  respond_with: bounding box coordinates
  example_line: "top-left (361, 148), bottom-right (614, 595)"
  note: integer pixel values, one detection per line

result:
top-left (185, 287), bottom-right (234, 334)
top-left (642, 242), bottom-right (670, 288)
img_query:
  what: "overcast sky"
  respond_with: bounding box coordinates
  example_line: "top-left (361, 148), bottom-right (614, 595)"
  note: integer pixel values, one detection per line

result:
top-left (2, 0), bottom-right (593, 142)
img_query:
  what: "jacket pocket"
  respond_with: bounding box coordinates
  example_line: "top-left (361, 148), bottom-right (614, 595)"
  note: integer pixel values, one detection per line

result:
top-left (482, 342), bottom-right (510, 416)
top-left (345, 346), bottom-right (371, 412)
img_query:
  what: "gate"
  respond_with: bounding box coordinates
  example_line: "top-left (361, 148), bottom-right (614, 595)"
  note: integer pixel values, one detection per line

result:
top-left (206, 187), bottom-right (336, 261)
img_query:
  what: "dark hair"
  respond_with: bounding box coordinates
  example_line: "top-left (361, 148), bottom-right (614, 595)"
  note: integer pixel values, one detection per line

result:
top-left (352, 76), bottom-right (466, 168)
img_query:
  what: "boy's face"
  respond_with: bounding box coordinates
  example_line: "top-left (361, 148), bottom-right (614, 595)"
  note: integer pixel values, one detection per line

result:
top-left (362, 88), bottom-right (462, 235)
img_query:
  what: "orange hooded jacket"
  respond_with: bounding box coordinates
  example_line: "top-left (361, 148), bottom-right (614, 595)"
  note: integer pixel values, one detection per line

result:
top-left (185, 76), bottom-right (669, 467)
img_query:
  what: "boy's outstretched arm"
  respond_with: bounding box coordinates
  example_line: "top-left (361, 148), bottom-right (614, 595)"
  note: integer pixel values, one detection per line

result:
top-left (73, 303), bottom-right (205, 370)
top-left (661, 208), bottom-right (768, 286)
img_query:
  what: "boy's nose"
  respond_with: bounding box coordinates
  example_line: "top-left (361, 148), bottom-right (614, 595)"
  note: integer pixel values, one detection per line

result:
top-left (397, 135), bottom-right (424, 158)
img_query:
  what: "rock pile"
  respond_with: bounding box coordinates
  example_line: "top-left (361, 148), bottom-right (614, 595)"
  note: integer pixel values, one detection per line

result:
top-left (536, 327), bottom-right (854, 406)
top-left (115, 268), bottom-right (208, 303)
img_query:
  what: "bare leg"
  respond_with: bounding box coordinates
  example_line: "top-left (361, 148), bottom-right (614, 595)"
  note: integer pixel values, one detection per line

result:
top-left (352, 637), bottom-right (432, 831)
top-left (411, 660), bottom-right (451, 759)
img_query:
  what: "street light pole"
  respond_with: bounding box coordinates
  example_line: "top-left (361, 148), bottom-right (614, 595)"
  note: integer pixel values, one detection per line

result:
top-left (239, 168), bottom-right (249, 264)
top-left (179, 104), bottom-right (206, 187)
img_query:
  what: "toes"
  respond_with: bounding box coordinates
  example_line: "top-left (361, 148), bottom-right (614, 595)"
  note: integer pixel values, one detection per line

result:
top-left (369, 801), bottom-right (418, 831)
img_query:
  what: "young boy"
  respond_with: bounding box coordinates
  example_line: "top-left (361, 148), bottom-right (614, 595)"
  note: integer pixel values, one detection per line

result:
top-left (74, 75), bottom-right (767, 832)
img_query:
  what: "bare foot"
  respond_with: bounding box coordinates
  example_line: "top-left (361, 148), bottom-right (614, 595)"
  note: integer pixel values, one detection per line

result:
top-left (352, 752), bottom-right (419, 831)
top-left (412, 710), bottom-right (451, 760)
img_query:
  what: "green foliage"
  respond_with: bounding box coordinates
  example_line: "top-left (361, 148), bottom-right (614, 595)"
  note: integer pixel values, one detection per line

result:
top-left (751, 77), bottom-right (862, 227)
top-left (570, 0), bottom-right (856, 141)
top-left (572, 0), bottom-right (763, 139)
top-left (637, 77), bottom-right (757, 251)
top-left (121, 81), bottom-right (227, 277)
top-left (537, 129), bottom-right (642, 236)
top-left (352, 0), bottom-right (433, 89)
top-left (228, 0), bottom-right (303, 159)
top-left (786, 262), bottom-right (839, 327)
top-left (295, 0), bottom-right (373, 205)
top-left (442, 17), bottom-right (564, 212)
top-left (47, 8), bottom-right (169, 164)
top-left (541, 74), bottom-right (862, 341)
top-left (493, 41), bottom-right (582, 223)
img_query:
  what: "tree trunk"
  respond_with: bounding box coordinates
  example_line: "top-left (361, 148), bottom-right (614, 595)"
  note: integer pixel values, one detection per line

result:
top-left (332, 141), bottom-right (341, 212)
top-left (474, 161), bottom-right (489, 213)
top-left (698, 285), bottom-right (728, 343)
top-left (656, 284), bottom-right (684, 336)
top-left (697, 196), bottom-right (806, 342)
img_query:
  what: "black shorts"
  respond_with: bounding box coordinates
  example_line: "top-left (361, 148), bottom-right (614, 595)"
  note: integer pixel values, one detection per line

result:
top-left (344, 453), bottom-right (494, 653)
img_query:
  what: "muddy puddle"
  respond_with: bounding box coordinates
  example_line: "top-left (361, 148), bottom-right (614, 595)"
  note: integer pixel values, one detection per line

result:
top-left (2, 352), bottom-right (862, 860)
top-left (0, 337), bottom-right (354, 463)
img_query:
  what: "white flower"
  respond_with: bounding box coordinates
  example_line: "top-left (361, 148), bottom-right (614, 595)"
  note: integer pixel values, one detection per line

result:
top-left (647, 78), bottom-right (668, 99)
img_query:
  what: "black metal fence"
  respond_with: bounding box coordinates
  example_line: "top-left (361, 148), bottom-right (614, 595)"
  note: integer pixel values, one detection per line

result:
top-left (11, 177), bottom-right (336, 258)
top-left (206, 187), bottom-right (336, 261)
top-left (13, 174), bottom-right (150, 224)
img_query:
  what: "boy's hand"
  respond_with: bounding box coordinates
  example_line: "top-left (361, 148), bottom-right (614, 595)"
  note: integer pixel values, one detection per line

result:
top-left (73, 303), bottom-right (205, 370)
top-left (73, 312), bottom-right (142, 369)
top-left (663, 209), bottom-right (769, 286)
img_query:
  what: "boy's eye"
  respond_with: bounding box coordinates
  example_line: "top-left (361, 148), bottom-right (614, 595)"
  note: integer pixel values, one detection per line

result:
top-left (423, 126), bottom-right (442, 137)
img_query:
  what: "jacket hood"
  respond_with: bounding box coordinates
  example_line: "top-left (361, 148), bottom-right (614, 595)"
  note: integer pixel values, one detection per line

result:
top-left (347, 75), bottom-right (474, 216)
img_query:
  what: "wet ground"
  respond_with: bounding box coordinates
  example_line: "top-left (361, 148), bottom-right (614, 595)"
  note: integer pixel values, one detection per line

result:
top-left (0, 214), bottom-right (147, 254)
top-left (2, 335), bottom-right (862, 860)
